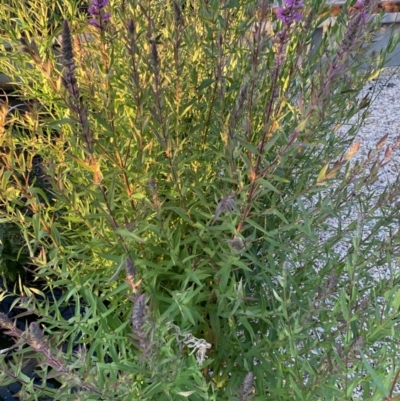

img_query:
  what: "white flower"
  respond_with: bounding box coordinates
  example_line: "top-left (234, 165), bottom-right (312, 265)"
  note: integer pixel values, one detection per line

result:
top-left (182, 334), bottom-right (211, 363)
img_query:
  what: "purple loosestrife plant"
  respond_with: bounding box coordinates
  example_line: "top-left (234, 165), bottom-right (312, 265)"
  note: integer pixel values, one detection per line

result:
top-left (61, 20), bottom-right (93, 155)
top-left (1, 0), bottom-right (400, 399)
top-left (322, 0), bottom-right (378, 94)
top-left (276, 0), bottom-right (305, 26)
top-left (88, 0), bottom-right (111, 30)
top-left (272, 0), bottom-right (304, 67)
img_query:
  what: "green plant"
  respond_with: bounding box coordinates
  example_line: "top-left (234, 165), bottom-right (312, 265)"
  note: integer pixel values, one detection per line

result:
top-left (0, 0), bottom-right (400, 399)
top-left (0, 222), bottom-right (31, 280)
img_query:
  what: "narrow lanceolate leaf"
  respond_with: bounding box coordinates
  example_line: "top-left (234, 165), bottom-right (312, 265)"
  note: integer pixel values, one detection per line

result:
top-left (317, 163), bottom-right (329, 183)
top-left (358, 94), bottom-right (371, 110)
top-left (296, 116), bottom-right (310, 132)
top-left (211, 194), bottom-right (236, 225)
top-left (325, 159), bottom-right (344, 181)
top-left (324, 169), bottom-right (339, 181)
top-left (376, 133), bottom-right (388, 150)
top-left (384, 146), bottom-right (393, 159)
top-left (344, 141), bottom-right (360, 161)
top-left (115, 229), bottom-right (146, 244)
top-left (255, 178), bottom-right (281, 194)
top-left (360, 352), bottom-right (389, 398)
top-left (176, 391), bottom-right (196, 397)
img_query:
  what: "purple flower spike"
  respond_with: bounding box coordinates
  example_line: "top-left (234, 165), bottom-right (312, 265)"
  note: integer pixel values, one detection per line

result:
top-left (88, 0), bottom-right (110, 30)
top-left (89, 19), bottom-right (101, 28)
top-left (90, 0), bottom-right (108, 9)
top-left (276, 0), bottom-right (304, 26)
top-left (88, 6), bottom-right (100, 15)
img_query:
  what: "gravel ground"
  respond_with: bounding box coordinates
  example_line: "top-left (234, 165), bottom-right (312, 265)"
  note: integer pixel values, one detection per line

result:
top-left (272, 65), bottom-right (400, 399)
top-left (314, 66), bottom-right (400, 398)
top-left (322, 66), bottom-right (400, 279)
top-left (352, 67), bottom-right (400, 189)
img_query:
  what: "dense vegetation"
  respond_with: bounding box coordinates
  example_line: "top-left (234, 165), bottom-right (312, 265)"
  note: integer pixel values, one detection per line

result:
top-left (0, 0), bottom-right (400, 399)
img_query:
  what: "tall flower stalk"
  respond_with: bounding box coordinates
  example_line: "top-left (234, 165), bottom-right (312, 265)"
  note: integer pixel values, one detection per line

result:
top-left (61, 20), bottom-right (94, 156)
top-left (236, 0), bottom-right (378, 234)
top-left (236, 0), bottom-right (304, 233)
top-left (88, 0), bottom-right (111, 30)
top-left (276, 0), bottom-right (305, 26)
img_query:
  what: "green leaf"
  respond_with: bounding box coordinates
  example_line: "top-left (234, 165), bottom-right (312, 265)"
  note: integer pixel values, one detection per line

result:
top-left (115, 229), bottom-right (146, 244)
top-left (317, 163), bottom-right (329, 183)
top-left (296, 116), bottom-right (310, 132)
top-left (388, 287), bottom-right (400, 311)
top-left (198, 78), bottom-right (215, 90)
top-left (360, 352), bottom-right (389, 397)
top-left (176, 391), bottom-right (196, 397)
top-left (340, 291), bottom-right (349, 321)
top-left (255, 177), bottom-right (282, 195)
top-left (236, 136), bottom-right (261, 155)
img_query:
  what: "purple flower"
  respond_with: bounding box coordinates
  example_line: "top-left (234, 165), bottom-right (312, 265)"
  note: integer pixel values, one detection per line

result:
top-left (354, 0), bottom-right (370, 22)
top-left (88, 0), bottom-right (110, 30)
top-left (88, 6), bottom-right (100, 15)
top-left (276, 0), bottom-right (304, 26)
top-left (89, 0), bottom-right (108, 10)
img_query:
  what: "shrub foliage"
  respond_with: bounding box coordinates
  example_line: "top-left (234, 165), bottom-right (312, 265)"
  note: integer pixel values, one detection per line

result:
top-left (0, 0), bottom-right (400, 399)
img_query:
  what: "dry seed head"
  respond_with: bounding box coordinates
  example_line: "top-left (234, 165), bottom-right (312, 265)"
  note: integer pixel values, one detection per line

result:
top-left (302, 8), bottom-right (314, 32)
top-left (61, 21), bottom-right (75, 70)
top-left (173, 1), bottom-right (183, 26)
top-left (131, 295), bottom-right (147, 332)
top-left (360, 296), bottom-right (368, 310)
top-left (341, 14), bottom-right (362, 52)
top-left (19, 37), bottom-right (41, 65)
top-left (148, 177), bottom-right (157, 193)
top-left (61, 20), bottom-right (79, 98)
top-left (340, 2), bottom-right (371, 55)
top-left (350, 336), bottom-right (365, 351)
top-left (238, 84), bottom-right (248, 106)
top-left (226, 237), bottom-right (246, 252)
top-left (326, 273), bottom-right (338, 291)
top-left (150, 40), bottom-right (159, 73)
top-left (376, 133), bottom-right (389, 150)
top-left (61, 22), bottom-right (92, 153)
top-left (128, 19), bottom-right (135, 35)
top-left (131, 294), bottom-right (148, 350)
top-left (29, 322), bottom-right (44, 342)
top-left (231, 83), bottom-right (248, 127)
top-left (0, 312), bottom-right (14, 330)
top-left (125, 256), bottom-right (136, 279)
top-left (239, 372), bottom-right (254, 400)
top-left (29, 322), bottom-right (48, 353)
top-left (127, 18), bottom-right (136, 55)
top-left (182, 333), bottom-right (211, 363)
top-left (212, 194), bottom-right (236, 224)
